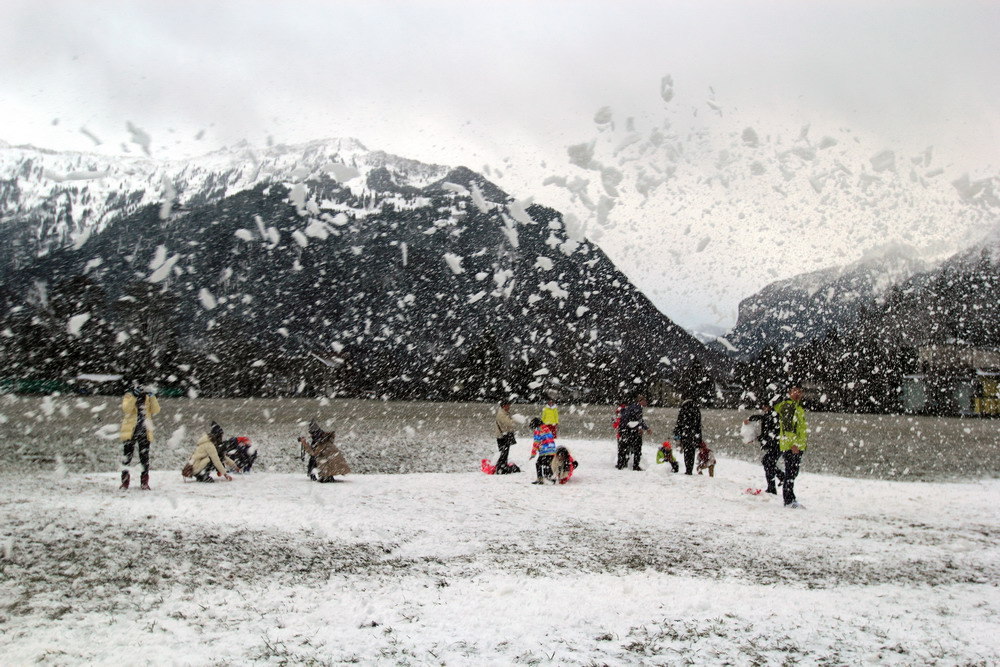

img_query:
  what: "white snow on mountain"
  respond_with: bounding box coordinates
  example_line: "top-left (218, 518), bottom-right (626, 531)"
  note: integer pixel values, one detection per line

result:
top-left (0, 138), bottom-right (451, 248)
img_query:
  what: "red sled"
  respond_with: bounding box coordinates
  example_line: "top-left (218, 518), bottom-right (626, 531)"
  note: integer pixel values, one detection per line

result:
top-left (482, 459), bottom-right (521, 475)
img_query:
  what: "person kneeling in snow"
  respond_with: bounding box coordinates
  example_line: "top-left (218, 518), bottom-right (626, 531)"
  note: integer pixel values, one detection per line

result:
top-left (529, 417), bottom-right (557, 484)
top-left (298, 420), bottom-right (350, 483)
top-left (184, 422), bottom-right (235, 483)
top-left (221, 436), bottom-right (257, 473)
top-left (656, 441), bottom-right (680, 473)
top-left (696, 441), bottom-right (717, 477)
top-left (551, 445), bottom-right (578, 484)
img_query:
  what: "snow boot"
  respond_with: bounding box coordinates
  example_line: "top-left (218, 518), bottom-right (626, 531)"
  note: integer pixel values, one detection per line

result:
top-left (120, 471), bottom-right (130, 490)
top-left (765, 483), bottom-right (778, 495)
top-left (140, 472), bottom-right (151, 490)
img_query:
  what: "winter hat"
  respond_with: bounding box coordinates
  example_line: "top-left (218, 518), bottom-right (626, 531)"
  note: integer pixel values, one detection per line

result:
top-left (529, 417), bottom-right (543, 429)
top-left (308, 420), bottom-right (327, 441)
top-left (661, 441), bottom-right (672, 450)
top-left (209, 421), bottom-right (224, 444)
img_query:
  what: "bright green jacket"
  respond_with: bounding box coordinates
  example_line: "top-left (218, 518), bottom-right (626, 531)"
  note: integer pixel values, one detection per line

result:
top-left (541, 405), bottom-right (559, 426)
top-left (774, 399), bottom-right (807, 452)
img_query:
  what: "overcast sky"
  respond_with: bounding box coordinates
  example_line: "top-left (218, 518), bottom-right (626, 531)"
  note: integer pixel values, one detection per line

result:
top-left (4, 1), bottom-right (999, 330)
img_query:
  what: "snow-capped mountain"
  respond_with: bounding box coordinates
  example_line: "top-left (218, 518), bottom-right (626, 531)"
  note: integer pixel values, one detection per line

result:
top-left (724, 243), bottom-right (933, 358)
top-left (0, 141), bottom-right (724, 400)
top-left (0, 139), bottom-right (450, 266)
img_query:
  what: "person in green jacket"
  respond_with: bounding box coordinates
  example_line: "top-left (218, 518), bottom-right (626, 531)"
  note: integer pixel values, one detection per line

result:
top-left (774, 386), bottom-right (808, 508)
top-left (541, 398), bottom-right (559, 438)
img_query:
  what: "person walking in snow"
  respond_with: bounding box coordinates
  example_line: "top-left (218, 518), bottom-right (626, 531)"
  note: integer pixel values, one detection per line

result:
top-left (616, 394), bottom-right (650, 471)
top-left (184, 421), bottom-right (235, 483)
top-left (119, 384), bottom-right (161, 490)
top-left (298, 420), bottom-right (350, 483)
top-left (673, 396), bottom-right (702, 475)
top-left (541, 397), bottom-right (560, 439)
top-left (494, 400), bottom-right (517, 473)
top-left (529, 417), bottom-right (557, 484)
top-left (774, 386), bottom-right (808, 508)
top-left (745, 401), bottom-right (784, 494)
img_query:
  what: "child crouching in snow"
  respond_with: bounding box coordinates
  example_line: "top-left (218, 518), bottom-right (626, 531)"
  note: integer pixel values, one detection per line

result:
top-left (696, 441), bottom-right (716, 477)
top-left (529, 417), bottom-right (557, 484)
top-left (551, 445), bottom-right (579, 484)
top-left (656, 441), bottom-right (680, 473)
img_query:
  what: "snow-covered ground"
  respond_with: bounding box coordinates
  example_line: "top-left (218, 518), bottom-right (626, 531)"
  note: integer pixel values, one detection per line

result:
top-left (2, 437), bottom-right (997, 665)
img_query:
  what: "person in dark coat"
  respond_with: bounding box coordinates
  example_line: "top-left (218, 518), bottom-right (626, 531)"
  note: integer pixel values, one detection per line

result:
top-left (746, 402), bottom-right (784, 494)
top-left (673, 397), bottom-right (702, 475)
top-left (616, 394), bottom-right (650, 471)
top-left (220, 436), bottom-right (257, 473)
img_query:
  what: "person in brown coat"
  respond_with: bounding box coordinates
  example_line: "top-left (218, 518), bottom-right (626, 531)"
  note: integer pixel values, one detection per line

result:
top-left (299, 420), bottom-right (350, 483)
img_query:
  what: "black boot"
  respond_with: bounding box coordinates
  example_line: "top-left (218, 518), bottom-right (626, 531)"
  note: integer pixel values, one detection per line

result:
top-left (140, 472), bottom-right (151, 490)
top-left (765, 483), bottom-right (777, 495)
top-left (120, 471), bottom-right (130, 490)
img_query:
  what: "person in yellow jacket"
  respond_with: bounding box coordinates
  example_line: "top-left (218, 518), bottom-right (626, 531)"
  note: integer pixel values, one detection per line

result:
top-left (185, 422), bottom-right (235, 483)
top-left (119, 385), bottom-right (161, 490)
top-left (541, 397), bottom-right (559, 438)
top-left (774, 386), bottom-right (808, 508)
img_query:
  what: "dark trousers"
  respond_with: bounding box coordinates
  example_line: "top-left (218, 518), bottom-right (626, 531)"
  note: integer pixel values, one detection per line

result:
top-left (682, 445), bottom-right (696, 475)
top-left (617, 431), bottom-right (642, 469)
top-left (535, 454), bottom-right (554, 479)
top-left (122, 428), bottom-right (150, 473)
top-left (782, 450), bottom-right (803, 505)
top-left (496, 437), bottom-right (512, 470)
top-left (762, 448), bottom-right (784, 491)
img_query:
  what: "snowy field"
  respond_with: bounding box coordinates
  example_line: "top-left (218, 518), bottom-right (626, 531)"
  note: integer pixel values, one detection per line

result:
top-left (1, 397), bottom-right (999, 665)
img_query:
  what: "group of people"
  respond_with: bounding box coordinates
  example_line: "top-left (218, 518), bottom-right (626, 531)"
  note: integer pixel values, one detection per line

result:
top-left (120, 381), bottom-right (808, 506)
top-left (493, 397), bottom-right (577, 483)
top-left (612, 393), bottom-right (715, 476)
top-left (118, 385), bottom-right (349, 489)
top-left (490, 386), bottom-right (809, 506)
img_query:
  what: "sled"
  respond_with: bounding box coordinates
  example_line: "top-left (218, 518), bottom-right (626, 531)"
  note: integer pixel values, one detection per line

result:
top-left (481, 459), bottom-right (521, 475)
